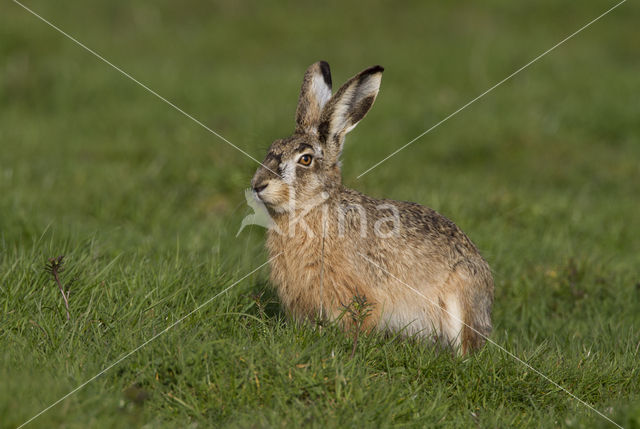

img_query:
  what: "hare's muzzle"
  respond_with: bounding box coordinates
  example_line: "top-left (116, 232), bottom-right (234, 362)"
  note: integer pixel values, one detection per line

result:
top-left (253, 182), bottom-right (268, 194)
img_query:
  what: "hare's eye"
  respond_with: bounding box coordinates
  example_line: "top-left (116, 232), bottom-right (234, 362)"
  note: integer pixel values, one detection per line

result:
top-left (298, 154), bottom-right (313, 166)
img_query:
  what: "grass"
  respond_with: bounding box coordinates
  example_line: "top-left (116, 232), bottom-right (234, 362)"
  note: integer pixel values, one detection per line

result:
top-left (1, 0), bottom-right (639, 427)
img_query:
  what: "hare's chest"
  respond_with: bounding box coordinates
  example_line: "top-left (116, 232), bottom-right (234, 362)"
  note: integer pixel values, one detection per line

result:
top-left (265, 229), bottom-right (329, 315)
top-left (266, 230), bottom-right (324, 281)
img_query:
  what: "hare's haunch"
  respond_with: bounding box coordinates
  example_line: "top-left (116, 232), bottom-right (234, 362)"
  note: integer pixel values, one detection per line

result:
top-left (251, 62), bottom-right (493, 354)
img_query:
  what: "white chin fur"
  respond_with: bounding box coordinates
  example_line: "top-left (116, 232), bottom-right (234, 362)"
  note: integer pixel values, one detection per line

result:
top-left (258, 193), bottom-right (291, 214)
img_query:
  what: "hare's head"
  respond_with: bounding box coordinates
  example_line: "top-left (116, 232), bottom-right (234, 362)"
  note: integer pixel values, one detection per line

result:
top-left (251, 61), bottom-right (383, 214)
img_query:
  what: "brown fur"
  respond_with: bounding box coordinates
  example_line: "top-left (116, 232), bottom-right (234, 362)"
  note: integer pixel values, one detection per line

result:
top-left (251, 62), bottom-right (493, 354)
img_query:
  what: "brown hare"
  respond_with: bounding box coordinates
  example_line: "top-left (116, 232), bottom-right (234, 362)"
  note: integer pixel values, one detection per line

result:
top-left (251, 61), bottom-right (493, 354)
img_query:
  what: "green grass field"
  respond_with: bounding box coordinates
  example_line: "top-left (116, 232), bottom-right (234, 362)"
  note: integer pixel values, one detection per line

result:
top-left (2, 0), bottom-right (639, 427)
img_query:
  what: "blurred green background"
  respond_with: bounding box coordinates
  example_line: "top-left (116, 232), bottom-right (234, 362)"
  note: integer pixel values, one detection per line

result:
top-left (1, 0), bottom-right (639, 427)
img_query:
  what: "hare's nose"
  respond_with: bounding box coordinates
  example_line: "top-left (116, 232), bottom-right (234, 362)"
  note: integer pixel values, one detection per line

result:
top-left (253, 183), bottom-right (268, 193)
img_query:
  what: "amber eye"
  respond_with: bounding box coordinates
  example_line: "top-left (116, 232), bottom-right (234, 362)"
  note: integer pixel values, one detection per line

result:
top-left (298, 154), bottom-right (313, 166)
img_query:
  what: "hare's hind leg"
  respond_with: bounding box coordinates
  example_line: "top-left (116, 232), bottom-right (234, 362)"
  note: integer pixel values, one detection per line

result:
top-left (461, 291), bottom-right (493, 354)
top-left (440, 293), bottom-right (465, 352)
top-left (460, 289), bottom-right (493, 355)
top-left (440, 294), bottom-right (482, 355)
top-left (440, 269), bottom-right (491, 355)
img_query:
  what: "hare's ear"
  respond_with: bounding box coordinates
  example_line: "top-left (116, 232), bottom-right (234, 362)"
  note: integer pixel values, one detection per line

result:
top-left (295, 61), bottom-right (332, 134)
top-left (318, 65), bottom-right (383, 162)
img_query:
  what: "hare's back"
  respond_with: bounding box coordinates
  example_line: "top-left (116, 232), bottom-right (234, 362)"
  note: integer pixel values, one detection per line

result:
top-left (395, 200), bottom-right (481, 257)
top-left (339, 187), bottom-right (481, 260)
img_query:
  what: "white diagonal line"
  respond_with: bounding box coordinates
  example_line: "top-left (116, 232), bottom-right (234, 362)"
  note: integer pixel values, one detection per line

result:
top-left (356, 251), bottom-right (623, 429)
top-left (357, 0), bottom-right (627, 179)
top-left (16, 253), bottom-right (281, 429)
top-left (11, 0), bottom-right (280, 178)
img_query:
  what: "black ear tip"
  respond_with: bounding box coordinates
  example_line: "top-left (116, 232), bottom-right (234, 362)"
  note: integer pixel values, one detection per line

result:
top-left (318, 60), bottom-right (332, 87)
top-left (358, 65), bottom-right (384, 79)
